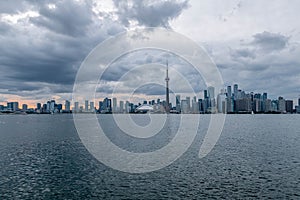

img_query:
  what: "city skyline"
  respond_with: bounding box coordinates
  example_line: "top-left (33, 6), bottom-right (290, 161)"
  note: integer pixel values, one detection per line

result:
top-left (1, 83), bottom-right (300, 114)
top-left (1, 1), bottom-right (300, 107)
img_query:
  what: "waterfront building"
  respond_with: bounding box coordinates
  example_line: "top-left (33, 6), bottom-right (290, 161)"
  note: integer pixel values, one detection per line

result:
top-left (22, 104), bottom-right (28, 111)
top-left (233, 84), bottom-right (238, 100)
top-left (217, 93), bottom-right (226, 113)
top-left (181, 100), bottom-right (188, 114)
top-left (176, 95), bottom-right (181, 113)
top-left (85, 100), bottom-right (89, 112)
top-left (65, 100), bottom-right (70, 112)
top-left (192, 97), bottom-right (199, 113)
top-left (90, 101), bottom-right (95, 112)
top-left (125, 101), bottom-right (130, 113)
top-left (227, 86), bottom-right (232, 98)
top-left (186, 97), bottom-right (191, 112)
top-left (236, 98), bottom-right (252, 112)
top-left (103, 98), bottom-right (112, 113)
top-left (278, 97), bottom-right (286, 113)
top-left (285, 100), bottom-right (293, 113)
top-left (208, 86), bottom-right (215, 100)
top-left (37, 103), bottom-right (41, 110)
top-left (119, 101), bottom-right (124, 113)
top-left (112, 98), bottom-right (117, 113)
top-left (74, 102), bottom-right (79, 113)
top-left (264, 99), bottom-right (272, 112)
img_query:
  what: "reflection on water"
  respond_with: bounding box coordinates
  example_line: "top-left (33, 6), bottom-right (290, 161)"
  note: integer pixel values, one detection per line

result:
top-left (0, 114), bottom-right (299, 199)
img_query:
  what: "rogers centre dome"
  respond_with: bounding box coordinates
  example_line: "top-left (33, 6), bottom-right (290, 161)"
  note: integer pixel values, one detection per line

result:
top-left (135, 104), bottom-right (154, 113)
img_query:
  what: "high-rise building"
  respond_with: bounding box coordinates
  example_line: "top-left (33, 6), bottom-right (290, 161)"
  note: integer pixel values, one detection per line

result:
top-left (264, 99), bottom-right (272, 112)
top-left (186, 97), bottom-right (191, 112)
top-left (285, 100), bottom-right (293, 113)
top-left (227, 86), bottom-right (232, 98)
top-left (112, 97), bottom-right (117, 113)
top-left (50, 100), bottom-right (55, 112)
top-left (207, 86), bottom-right (215, 99)
top-left (7, 102), bottom-right (19, 112)
top-left (65, 100), bottom-right (70, 112)
top-left (296, 98), bottom-right (300, 114)
top-left (74, 102), bottom-right (79, 113)
top-left (217, 94), bottom-right (226, 113)
top-left (22, 104), bottom-right (28, 111)
top-left (119, 101), bottom-right (124, 113)
top-left (192, 97), bottom-right (199, 113)
top-left (46, 101), bottom-right (51, 112)
top-left (103, 98), bottom-right (112, 112)
top-left (90, 101), bottom-right (95, 112)
top-left (233, 84), bottom-right (238, 100)
top-left (98, 101), bottom-right (103, 112)
top-left (262, 93), bottom-right (268, 100)
top-left (85, 100), bottom-right (89, 112)
top-left (181, 100), bottom-right (188, 114)
top-left (204, 90), bottom-right (208, 99)
top-left (125, 101), bottom-right (130, 113)
top-left (175, 95), bottom-right (181, 113)
top-left (226, 98), bottom-right (234, 113)
top-left (236, 98), bottom-right (252, 112)
top-left (37, 103), bottom-right (41, 110)
top-left (278, 97), bottom-right (286, 113)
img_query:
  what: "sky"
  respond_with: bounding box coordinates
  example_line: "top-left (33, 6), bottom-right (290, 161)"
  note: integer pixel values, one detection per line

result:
top-left (0, 0), bottom-right (300, 107)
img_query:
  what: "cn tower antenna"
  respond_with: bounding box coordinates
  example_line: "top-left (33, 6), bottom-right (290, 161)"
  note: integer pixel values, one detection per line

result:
top-left (165, 59), bottom-right (170, 113)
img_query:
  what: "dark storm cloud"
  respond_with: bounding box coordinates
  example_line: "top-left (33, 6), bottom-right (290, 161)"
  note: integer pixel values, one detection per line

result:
top-left (0, 21), bottom-right (12, 34)
top-left (0, 1), bottom-right (27, 14)
top-left (251, 31), bottom-right (290, 52)
top-left (0, 0), bottom-right (191, 99)
top-left (113, 0), bottom-right (189, 28)
top-left (0, 0), bottom-right (124, 96)
top-left (30, 0), bottom-right (93, 37)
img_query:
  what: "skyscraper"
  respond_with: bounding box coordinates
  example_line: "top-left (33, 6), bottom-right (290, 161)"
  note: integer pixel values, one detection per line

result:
top-left (165, 61), bottom-right (170, 113)
top-left (74, 102), bottom-right (79, 113)
top-left (278, 97), bottom-right (286, 113)
top-left (186, 96), bottom-right (191, 112)
top-left (207, 86), bottom-right (215, 99)
top-left (37, 103), bottom-right (41, 110)
top-left (85, 100), bottom-right (89, 112)
top-left (233, 84), bottom-right (238, 100)
top-left (227, 86), bottom-right (232, 98)
top-left (65, 100), bottom-right (70, 112)
top-left (22, 104), bottom-right (28, 111)
top-left (50, 100), bottom-right (55, 112)
top-left (90, 101), bottom-right (94, 112)
top-left (204, 90), bottom-right (208, 99)
top-left (112, 97), bottom-right (117, 113)
top-left (176, 94), bottom-right (181, 113)
top-left (119, 101), bottom-right (124, 113)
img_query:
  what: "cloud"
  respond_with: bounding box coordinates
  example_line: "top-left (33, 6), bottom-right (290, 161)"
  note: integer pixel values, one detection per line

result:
top-left (30, 0), bottom-right (94, 37)
top-left (0, 0), bottom-right (126, 100)
top-left (251, 31), bottom-right (290, 53)
top-left (230, 48), bottom-right (256, 60)
top-left (113, 0), bottom-right (189, 28)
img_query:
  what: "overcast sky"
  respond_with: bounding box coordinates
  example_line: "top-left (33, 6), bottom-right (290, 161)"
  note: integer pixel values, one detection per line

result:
top-left (0, 0), bottom-right (300, 106)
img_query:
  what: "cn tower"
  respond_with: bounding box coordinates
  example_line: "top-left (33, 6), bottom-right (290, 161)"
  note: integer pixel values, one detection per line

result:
top-left (165, 60), bottom-right (170, 113)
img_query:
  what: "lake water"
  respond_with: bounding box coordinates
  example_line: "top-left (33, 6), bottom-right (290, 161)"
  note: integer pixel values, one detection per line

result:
top-left (0, 114), bottom-right (299, 199)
